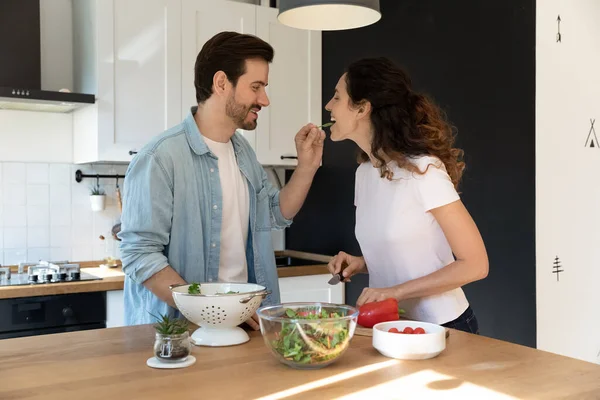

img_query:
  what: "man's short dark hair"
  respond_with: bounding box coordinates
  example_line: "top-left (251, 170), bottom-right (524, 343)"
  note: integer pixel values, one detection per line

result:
top-left (194, 31), bottom-right (274, 104)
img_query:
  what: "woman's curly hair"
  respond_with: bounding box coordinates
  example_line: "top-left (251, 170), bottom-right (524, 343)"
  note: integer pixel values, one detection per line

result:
top-left (346, 57), bottom-right (465, 189)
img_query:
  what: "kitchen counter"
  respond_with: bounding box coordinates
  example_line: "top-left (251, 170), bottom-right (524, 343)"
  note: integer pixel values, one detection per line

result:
top-left (1, 324), bottom-right (599, 399)
top-left (0, 250), bottom-right (332, 300)
top-left (0, 261), bottom-right (125, 300)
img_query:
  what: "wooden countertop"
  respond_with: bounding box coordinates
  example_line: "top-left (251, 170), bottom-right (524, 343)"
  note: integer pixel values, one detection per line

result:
top-left (0, 251), bottom-right (332, 299)
top-left (0, 262), bottom-right (126, 300)
top-left (0, 325), bottom-right (598, 399)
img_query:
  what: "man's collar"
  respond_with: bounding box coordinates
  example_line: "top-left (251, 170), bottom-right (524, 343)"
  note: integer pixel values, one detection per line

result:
top-left (185, 106), bottom-right (243, 156)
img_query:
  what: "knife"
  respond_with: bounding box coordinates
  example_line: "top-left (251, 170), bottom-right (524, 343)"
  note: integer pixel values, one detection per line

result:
top-left (328, 262), bottom-right (347, 285)
top-left (328, 273), bottom-right (342, 285)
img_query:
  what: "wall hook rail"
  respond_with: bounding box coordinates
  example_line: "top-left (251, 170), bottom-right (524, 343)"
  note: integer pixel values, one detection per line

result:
top-left (75, 169), bottom-right (125, 183)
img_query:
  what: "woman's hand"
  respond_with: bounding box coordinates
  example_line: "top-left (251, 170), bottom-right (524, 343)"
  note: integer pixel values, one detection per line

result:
top-left (327, 251), bottom-right (366, 282)
top-left (356, 287), bottom-right (398, 308)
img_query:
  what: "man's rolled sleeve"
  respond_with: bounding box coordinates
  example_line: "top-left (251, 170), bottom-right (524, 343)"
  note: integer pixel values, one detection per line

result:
top-left (261, 168), bottom-right (293, 230)
top-left (270, 190), bottom-right (293, 229)
top-left (118, 151), bottom-right (173, 283)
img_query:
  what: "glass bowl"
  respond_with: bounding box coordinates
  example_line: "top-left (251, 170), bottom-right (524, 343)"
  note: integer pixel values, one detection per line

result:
top-left (256, 303), bottom-right (359, 370)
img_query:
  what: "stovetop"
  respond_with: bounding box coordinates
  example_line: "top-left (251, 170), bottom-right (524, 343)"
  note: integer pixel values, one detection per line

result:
top-left (0, 260), bottom-right (103, 287)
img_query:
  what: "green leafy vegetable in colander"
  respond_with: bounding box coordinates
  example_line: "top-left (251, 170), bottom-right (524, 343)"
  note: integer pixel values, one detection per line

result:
top-left (271, 307), bottom-right (349, 365)
top-left (188, 283), bottom-right (201, 295)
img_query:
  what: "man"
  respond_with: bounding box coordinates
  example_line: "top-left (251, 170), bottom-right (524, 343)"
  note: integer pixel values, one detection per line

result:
top-left (118, 31), bottom-right (325, 328)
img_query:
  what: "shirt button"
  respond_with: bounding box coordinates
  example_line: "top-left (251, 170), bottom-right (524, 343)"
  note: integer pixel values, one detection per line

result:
top-left (210, 168), bottom-right (214, 173)
top-left (213, 205), bottom-right (217, 209)
top-left (212, 243), bottom-right (216, 248)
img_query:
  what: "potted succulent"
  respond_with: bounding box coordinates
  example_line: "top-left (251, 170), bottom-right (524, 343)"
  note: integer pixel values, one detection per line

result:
top-left (152, 313), bottom-right (192, 363)
top-left (89, 183), bottom-right (106, 212)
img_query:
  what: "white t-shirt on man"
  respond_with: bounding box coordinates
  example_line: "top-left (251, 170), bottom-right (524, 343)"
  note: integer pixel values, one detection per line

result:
top-left (203, 135), bottom-right (249, 283)
top-left (354, 155), bottom-right (469, 324)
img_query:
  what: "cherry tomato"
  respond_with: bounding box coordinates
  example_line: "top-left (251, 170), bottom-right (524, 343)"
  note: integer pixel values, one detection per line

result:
top-left (388, 327), bottom-right (400, 333)
top-left (413, 327), bottom-right (426, 334)
top-left (403, 327), bottom-right (414, 334)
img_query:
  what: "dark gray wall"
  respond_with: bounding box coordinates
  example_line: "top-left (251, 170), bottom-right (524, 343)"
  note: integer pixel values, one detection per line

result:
top-left (286, 0), bottom-right (536, 347)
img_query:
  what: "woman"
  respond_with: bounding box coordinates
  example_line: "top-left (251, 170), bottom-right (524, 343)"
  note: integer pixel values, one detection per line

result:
top-left (325, 57), bottom-right (488, 334)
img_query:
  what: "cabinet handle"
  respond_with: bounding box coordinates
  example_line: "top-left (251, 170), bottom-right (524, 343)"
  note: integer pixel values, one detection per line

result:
top-left (129, 151), bottom-right (138, 156)
top-left (62, 307), bottom-right (74, 318)
top-left (280, 155), bottom-right (298, 160)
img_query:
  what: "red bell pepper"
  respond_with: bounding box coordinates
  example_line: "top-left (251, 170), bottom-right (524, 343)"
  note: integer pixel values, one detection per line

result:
top-left (357, 298), bottom-right (404, 328)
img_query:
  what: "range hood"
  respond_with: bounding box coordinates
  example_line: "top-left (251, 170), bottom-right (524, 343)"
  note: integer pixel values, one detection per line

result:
top-left (0, 0), bottom-right (95, 113)
top-left (0, 87), bottom-right (94, 113)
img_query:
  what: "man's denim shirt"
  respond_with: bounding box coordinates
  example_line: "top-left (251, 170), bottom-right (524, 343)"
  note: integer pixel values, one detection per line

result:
top-left (118, 107), bottom-right (292, 325)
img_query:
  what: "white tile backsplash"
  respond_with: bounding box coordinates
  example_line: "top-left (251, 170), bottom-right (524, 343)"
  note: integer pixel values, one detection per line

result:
top-left (0, 162), bottom-right (127, 265)
top-left (72, 224), bottom-right (93, 246)
top-left (93, 244), bottom-right (109, 261)
top-left (3, 205), bottom-right (27, 227)
top-left (72, 246), bottom-right (93, 262)
top-left (3, 248), bottom-right (27, 265)
top-left (72, 204), bottom-right (93, 226)
top-left (50, 206), bottom-right (71, 227)
top-left (27, 248), bottom-right (50, 263)
top-left (27, 205), bottom-right (50, 227)
top-left (28, 227), bottom-right (50, 247)
top-left (51, 247), bottom-right (72, 261)
top-left (4, 227), bottom-right (27, 248)
top-left (26, 164), bottom-right (49, 184)
top-left (71, 181), bottom-right (91, 205)
top-left (49, 164), bottom-right (71, 185)
top-left (3, 163), bottom-right (26, 184)
top-left (2, 183), bottom-right (26, 206)
top-left (27, 184), bottom-right (49, 206)
top-left (50, 226), bottom-right (71, 247)
top-left (50, 184), bottom-right (71, 205)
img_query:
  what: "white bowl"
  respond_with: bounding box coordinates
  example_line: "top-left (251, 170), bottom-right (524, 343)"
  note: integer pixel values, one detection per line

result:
top-left (170, 283), bottom-right (270, 347)
top-left (372, 320), bottom-right (446, 360)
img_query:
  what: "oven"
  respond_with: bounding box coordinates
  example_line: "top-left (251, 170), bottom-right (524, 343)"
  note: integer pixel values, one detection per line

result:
top-left (0, 292), bottom-right (107, 340)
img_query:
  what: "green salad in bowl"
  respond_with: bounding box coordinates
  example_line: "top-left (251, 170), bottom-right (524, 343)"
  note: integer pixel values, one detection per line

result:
top-left (256, 303), bottom-right (359, 369)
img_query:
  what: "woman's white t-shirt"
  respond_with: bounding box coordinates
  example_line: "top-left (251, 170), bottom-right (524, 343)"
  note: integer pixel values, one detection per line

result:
top-left (354, 155), bottom-right (469, 324)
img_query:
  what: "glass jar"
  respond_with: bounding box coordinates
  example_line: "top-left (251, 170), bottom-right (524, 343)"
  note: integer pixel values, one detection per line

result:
top-left (153, 331), bottom-right (192, 363)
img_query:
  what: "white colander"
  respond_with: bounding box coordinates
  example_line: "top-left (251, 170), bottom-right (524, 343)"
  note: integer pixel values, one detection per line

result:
top-left (170, 283), bottom-right (270, 347)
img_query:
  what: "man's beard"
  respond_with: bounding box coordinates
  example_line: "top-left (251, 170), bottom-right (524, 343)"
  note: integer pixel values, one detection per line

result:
top-left (226, 92), bottom-right (260, 131)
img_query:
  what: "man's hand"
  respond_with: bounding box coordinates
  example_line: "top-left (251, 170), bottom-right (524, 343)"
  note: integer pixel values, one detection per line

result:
top-left (244, 313), bottom-right (261, 331)
top-left (295, 123), bottom-right (326, 172)
top-left (278, 123), bottom-right (326, 220)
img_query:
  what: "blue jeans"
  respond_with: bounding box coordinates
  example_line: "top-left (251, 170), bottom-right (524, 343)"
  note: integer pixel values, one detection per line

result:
top-left (442, 306), bottom-right (479, 334)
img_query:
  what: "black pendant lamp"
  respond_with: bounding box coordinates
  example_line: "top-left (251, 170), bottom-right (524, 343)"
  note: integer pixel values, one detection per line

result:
top-left (277, 0), bottom-right (381, 31)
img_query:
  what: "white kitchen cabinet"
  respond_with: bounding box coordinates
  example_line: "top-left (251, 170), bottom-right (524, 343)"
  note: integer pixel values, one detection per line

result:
top-left (106, 289), bottom-right (125, 328)
top-left (72, 0), bottom-right (321, 166)
top-left (255, 6), bottom-right (322, 166)
top-left (181, 0), bottom-right (257, 149)
top-left (279, 275), bottom-right (345, 304)
top-left (180, 0), bottom-right (321, 166)
top-left (181, 0), bottom-right (256, 116)
top-left (72, 0), bottom-right (182, 164)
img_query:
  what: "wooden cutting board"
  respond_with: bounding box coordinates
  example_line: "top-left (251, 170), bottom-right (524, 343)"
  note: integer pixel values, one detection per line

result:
top-left (355, 325), bottom-right (450, 338)
top-left (355, 325), bottom-right (374, 337)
